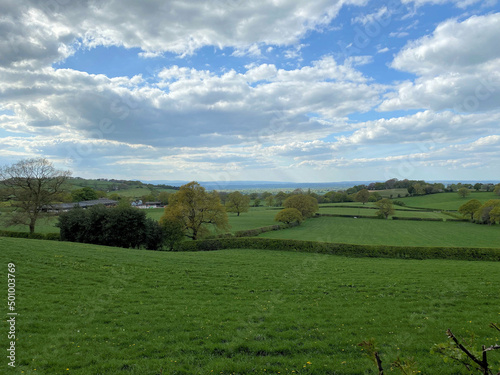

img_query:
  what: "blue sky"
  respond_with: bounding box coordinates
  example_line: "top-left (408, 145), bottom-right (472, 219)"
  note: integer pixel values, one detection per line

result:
top-left (1, 0), bottom-right (499, 183)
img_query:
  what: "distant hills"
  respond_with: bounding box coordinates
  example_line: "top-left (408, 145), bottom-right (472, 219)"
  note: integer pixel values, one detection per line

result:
top-left (142, 180), bottom-right (500, 191)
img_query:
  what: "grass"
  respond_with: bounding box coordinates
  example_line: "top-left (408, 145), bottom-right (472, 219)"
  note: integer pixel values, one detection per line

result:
top-left (318, 206), bottom-right (450, 219)
top-left (397, 191), bottom-right (498, 210)
top-left (226, 207), bottom-right (280, 233)
top-left (259, 216), bottom-right (500, 248)
top-left (369, 188), bottom-right (409, 198)
top-left (1, 237), bottom-right (499, 374)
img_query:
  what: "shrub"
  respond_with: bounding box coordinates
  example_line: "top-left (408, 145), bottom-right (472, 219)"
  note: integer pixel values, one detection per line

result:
top-left (57, 205), bottom-right (165, 250)
top-left (275, 208), bottom-right (303, 224)
top-left (178, 238), bottom-right (500, 261)
top-left (283, 194), bottom-right (318, 218)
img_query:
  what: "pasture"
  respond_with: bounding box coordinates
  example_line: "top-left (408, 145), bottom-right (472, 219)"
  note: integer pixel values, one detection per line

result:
top-left (396, 191), bottom-right (498, 210)
top-left (258, 216), bottom-right (500, 248)
top-left (1, 237), bottom-right (499, 374)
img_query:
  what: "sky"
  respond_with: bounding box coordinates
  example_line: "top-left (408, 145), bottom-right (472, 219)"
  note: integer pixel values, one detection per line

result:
top-left (1, 0), bottom-right (499, 184)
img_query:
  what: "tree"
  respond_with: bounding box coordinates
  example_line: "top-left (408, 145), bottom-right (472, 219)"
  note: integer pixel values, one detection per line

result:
top-left (160, 181), bottom-right (229, 240)
top-left (473, 183), bottom-right (482, 191)
top-left (274, 191), bottom-right (288, 207)
top-left (71, 187), bottom-right (99, 202)
top-left (489, 206), bottom-right (500, 224)
top-left (57, 205), bottom-right (164, 250)
top-left (355, 189), bottom-right (370, 205)
top-left (375, 198), bottom-right (394, 219)
top-left (458, 199), bottom-right (482, 221)
top-left (157, 191), bottom-right (171, 205)
top-left (159, 217), bottom-right (184, 251)
top-left (494, 184), bottom-right (500, 196)
top-left (0, 158), bottom-right (71, 233)
top-left (457, 187), bottom-right (470, 198)
top-left (225, 191), bottom-right (250, 216)
top-left (283, 194), bottom-right (318, 218)
top-left (265, 195), bottom-right (274, 207)
top-left (473, 199), bottom-right (500, 225)
top-left (275, 208), bottom-right (303, 225)
top-left (253, 198), bottom-right (261, 207)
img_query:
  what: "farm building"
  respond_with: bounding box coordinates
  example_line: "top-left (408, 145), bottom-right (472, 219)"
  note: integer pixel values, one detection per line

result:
top-left (42, 198), bottom-right (118, 212)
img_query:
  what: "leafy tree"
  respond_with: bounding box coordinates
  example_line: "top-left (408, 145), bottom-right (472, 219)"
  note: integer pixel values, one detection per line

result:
top-left (473, 183), bottom-right (482, 191)
top-left (355, 189), bottom-right (370, 205)
top-left (283, 194), bottom-right (318, 218)
top-left (489, 206), bottom-right (500, 224)
top-left (458, 199), bottom-right (482, 221)
top-left (108, 193), bottom-right (121, 201)
top-left (275, 208), bottom-right (303, 224)
top-left (160, 181), bottom-right (229, 240)
top-left (57, 205), bottom-right (163, 250)
top-left (253, 198), bottom-right (261, 207)
top-left (274, 191), bottom-right (288, 206)
top-left (473, 199), bottom-right (500, 225)
top-left (265, 195), bottom-right (274, 207)
top-left (368, 191), bottom-right (382, 202)
top-left (457, 187), bottom-right (470, 198)
top-left (225, 191), bottom-right (250, 216)
top-left (157, 191), bottom-right (171, 205)
top-left (375, 198), bottom-right (394, 219)
top-left (494, 184), bottom-right (500, 196)
top-left (71, 187), bottom-right (99, 202)
top-left (0, 158), bottom-right (71, 233)
top-left (159, 217), bottom-right (185, 251)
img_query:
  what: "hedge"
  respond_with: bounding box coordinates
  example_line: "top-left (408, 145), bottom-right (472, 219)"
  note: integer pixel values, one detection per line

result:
top-left (391, 216), bottom-right (444, 222)
top-left (234, 223), bottom-right (296, 237)
top-left (0, 230), bottom-right (60, 241)
top-left (178, 237), bottom-right (500, 261)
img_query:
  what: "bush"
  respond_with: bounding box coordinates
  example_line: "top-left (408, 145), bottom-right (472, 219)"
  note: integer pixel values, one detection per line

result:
top-left (178, 238), bottom-right (500, 261)
top-left (275, 208), bottom-right (303, 224)
top-left (0, 230), bottom-right (60, 241)
top-left (391, 217), bottom-right (443, 222)
top-left (57, 205), bottom-right (165, 250)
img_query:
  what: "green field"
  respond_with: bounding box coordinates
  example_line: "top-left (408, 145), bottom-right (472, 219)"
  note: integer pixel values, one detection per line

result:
top-left (259, 216), bottom-right (500, 248)
top-left (1, 192), bottom-right (499, 249)
top-left (1, 237), bottom-right (499, 374)
top-left (397, 191), bottom-right (498, 210)
top-left (318, 206), bottom-right (450, 219)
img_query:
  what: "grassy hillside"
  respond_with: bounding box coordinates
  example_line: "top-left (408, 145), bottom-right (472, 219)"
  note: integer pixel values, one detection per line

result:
top-left (259, 216), bottom-right (500, 248)
top-left (397, 191), bottom-right (498, 210)
top-left (1, 237), bottom-right (499, 374)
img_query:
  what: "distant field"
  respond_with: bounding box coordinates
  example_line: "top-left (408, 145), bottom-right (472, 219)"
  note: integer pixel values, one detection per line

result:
top-left (318, 206), bottom-right (450, 219)
top-left (369, 188), bottom-right (408, 198)
top-left (259, 216), bottom-right (500, 248)
top-left (397, 191), bottom-right (498, 210)
top-left (1, 237), bottom-right (499, 374)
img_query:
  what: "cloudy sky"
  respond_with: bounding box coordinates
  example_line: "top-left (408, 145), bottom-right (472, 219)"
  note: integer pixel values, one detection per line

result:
top-left (1, 0), bottom-right (499, 183)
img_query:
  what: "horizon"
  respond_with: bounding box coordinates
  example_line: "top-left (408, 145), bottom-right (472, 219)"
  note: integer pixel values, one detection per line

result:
top-left (1, 1), bottom-right (499, 182)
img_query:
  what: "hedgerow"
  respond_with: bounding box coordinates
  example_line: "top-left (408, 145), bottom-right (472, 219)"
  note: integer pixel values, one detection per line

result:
top-left (0, 230), bottom-right (60, 241)
top-left (178, 237), bottom-right (500, 261)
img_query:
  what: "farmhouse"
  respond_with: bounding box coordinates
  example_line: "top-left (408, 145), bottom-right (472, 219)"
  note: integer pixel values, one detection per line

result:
top-left (42, 198), bottom-right (118, 212)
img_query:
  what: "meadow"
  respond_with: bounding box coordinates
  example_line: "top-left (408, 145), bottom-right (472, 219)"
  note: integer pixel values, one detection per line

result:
top-left (258, 216), bottom-right (500, 248)
top-left (1, 191), bottom-right (500, 250)
top-left (396, 191), bottom-right (498, 210)
top-left (1, 237), bottom-right (499, 375)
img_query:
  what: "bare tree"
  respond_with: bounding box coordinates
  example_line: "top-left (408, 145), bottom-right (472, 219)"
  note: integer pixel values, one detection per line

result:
top-left (0, 158), bottom-right (71, 233)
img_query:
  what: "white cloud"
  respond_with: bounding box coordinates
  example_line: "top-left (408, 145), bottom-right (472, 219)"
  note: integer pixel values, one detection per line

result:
top-left (0, 56), bottom-right (382, 150)
top-left (0, 0), bottom-right (367, 67)
top-left (401, 0), bottom-right (482, 8)
top-left (352, 6), bottom-right (391, 26)
top-left (382, 13), bottom-right (500, 113)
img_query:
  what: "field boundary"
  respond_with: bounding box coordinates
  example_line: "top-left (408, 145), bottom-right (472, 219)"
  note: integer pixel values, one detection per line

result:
top-left (179, 237), bottom-right (500, 261)
top-left (0, 230), bottom-right (60, 241)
